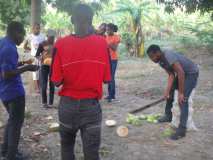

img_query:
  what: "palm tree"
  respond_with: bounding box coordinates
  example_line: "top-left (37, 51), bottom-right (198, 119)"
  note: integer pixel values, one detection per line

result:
top-left (31, 0), bottom-right (42, 25)
top-left (112, 0), bottom-right (157, 57)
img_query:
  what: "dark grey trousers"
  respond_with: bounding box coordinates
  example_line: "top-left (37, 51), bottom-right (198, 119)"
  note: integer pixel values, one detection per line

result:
top-left (1, 96), bottom-right (25, 160)
top-left (58, 96), bottom-right (102, 160)
top-left (165, 73), bottom-right (199, 128)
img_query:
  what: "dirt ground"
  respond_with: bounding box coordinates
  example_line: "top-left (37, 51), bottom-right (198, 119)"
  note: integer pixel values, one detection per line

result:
top-left (0, 47), bottom-right (213, 160)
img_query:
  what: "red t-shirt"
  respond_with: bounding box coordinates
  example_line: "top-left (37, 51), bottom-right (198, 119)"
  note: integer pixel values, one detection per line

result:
top-left (51, 34), bottom-right (111, 100)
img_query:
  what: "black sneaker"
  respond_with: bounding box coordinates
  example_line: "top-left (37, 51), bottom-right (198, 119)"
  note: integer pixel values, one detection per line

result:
top-left (42, 104), bottom-right (51, 109)
top-left (108, 97), bottom-right (116, 102)
top-left (158, 115), bottom-right (172, 123)
top-left (170, 126), bottom-right (186, 140)
top-left (0, 145), bottom-right (6, 159)
top-left (1, 152), bottom-right (6, 158)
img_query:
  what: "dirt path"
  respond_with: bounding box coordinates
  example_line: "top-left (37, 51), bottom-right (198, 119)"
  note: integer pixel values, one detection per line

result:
top-left (0, 48), bottom-right (213, 160)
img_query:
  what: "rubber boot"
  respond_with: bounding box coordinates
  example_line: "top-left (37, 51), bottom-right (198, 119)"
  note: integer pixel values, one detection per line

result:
top-left (170, 125), bottom-right (186, 140)
top-left (158, 114), bottom-right (172, 123)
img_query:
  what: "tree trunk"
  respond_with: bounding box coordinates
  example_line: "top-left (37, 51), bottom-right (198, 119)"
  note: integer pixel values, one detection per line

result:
top-left (31, 0), bottom-right (41, 26)
top-left (135, 23), bottom-right (144, 57)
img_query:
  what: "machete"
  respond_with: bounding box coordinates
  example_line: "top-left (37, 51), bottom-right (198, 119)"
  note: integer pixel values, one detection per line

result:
top-left (129, 98), bottom-right (165, 114)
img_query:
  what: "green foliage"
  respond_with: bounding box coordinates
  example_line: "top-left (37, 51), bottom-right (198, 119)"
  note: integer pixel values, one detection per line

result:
top-left (0, 0), bottom-right (31, 28)
top-left (47, 0), bottom-right (109, 15)
top-left (186, 21), bottom-right (213, 48)
top-left (47, 0), bottom-right (78, 15)
top-left (42, 6), bottom-right (72, 35)
top-left (159, 0), bottom-right (213, 19)
top-left (0, 19), bottom-right (4, 36)
top-left (122, 32), bottom-right (135, 46)
top-left (126, 113), bottom-right (161, 126)
top-left (126, 114), bottom-right (144, 126)
top-left (167, 13), bottom-right (213, 49)
top-left (105, 0), bottom-right (159, 56)
top-left (25, 110), bottom-right (32, 119)
top-left (45, 0), bottom-right (213, 54)
top-left (161, 127), bottom-right (175, 137)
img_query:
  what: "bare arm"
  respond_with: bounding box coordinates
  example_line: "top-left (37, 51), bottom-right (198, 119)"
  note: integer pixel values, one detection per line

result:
top-left (50, 47), bottom-right (64, 87)
top-left (172, 62), bottom-right (185, 105)
top-left (164, 71), bottom-right (175, 99)
top-left (2, 65), bottom-right (39, 79)
top-left (172, 62), bottom-right (185, 95)
top-left (23, 40), bottom-right (31, 51)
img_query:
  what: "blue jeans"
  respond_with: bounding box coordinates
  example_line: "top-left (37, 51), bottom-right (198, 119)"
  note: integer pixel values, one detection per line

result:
top-left (108, 60), bottom-right (118, 99)
top-left (1, 96), bottom-right (25, 160)
top-left (165, 73), bottom-right (199, 128)
top-left (58, 96), bottom-right (102, 160)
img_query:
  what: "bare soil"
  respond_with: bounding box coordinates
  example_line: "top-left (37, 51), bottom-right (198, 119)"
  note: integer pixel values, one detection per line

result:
top-left (0, 48), bottom-right (213, 160)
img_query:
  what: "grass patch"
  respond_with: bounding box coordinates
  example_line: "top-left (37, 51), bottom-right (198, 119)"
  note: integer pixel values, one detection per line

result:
top-left (161, 127), bottom-right (175, 138)
top-left (118, 73), bottom-right (145, 80)
top-left (99, 147), bottom-right (111, 157)
top-left (25, 111), bottom-right (32, 119)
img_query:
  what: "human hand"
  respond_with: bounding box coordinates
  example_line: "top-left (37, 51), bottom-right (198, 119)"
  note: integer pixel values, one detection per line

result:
top-left (164, 90), bottom-right (170, 100)
top-left (178, 93), bottom-right (185, 106)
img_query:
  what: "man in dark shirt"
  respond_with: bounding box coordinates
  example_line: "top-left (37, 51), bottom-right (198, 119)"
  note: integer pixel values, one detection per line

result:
top-left (36, 29), bottom-right (56, 108)
top-left (147, 44), bottom-right (199, 140)
top-left (0, 21), bottom-right (39, 160)
top-left (51, 4), bottom-right (111, 160)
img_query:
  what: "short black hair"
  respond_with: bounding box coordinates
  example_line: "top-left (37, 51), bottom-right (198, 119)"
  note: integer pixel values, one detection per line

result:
top-left (107, 23), bottom-right (118, 32)
top-left (33, 23), bottom-right (40, 27)
top-left (72, 4), bottom-right (94, 24)
top-left (7, 21), bottom-right (25, 36)
top-left (147, 44), bottom-right (161, 55)
top-left (100, 23), bottom-right (107, 27)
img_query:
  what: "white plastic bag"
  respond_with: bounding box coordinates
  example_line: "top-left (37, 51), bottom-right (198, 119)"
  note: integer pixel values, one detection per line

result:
top-left (171, 90), bottom-right (198, 131)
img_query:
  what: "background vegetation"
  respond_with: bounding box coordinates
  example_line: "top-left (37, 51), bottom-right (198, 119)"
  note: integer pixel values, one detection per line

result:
top-left (0, 0), bottom-right (212, 56)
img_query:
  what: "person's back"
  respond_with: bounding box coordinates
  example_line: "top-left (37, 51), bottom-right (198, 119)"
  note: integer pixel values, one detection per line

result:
top-left (52, 34), bottom-right (110, 99)
top-left (162, 49), bottom-right (198, 74)
top-left (51, 4), bottom-right (111, 160)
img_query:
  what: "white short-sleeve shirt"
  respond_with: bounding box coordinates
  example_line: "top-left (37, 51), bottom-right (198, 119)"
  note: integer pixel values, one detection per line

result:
top-left (26, 33), bottom-right (46, 57)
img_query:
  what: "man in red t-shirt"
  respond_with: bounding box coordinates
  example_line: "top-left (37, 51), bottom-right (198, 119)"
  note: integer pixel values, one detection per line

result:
top-left (51, 4), bottom-right (111, 160)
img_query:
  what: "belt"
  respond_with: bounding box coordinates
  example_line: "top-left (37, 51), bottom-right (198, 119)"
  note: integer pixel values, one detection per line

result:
top-left (64, 96), bottom-right (98, 103)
